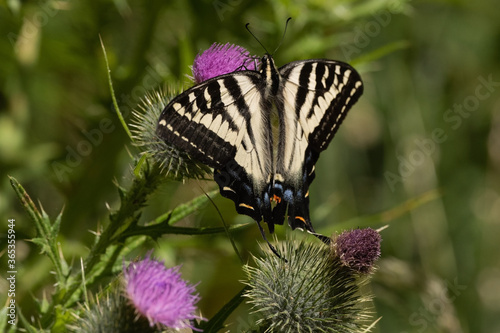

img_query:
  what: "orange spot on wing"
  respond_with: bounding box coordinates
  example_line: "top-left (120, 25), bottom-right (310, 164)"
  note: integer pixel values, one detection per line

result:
top-left (272, 194), bottom-right (282, 204)
top-left (295, 216), bottom-right (306, 224)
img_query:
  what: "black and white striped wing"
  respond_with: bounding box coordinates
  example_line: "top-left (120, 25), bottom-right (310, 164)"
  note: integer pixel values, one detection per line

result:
top-left (156, 72), bottom-right (273, 221)
top-left (271, 60), bottom-right (363, 232)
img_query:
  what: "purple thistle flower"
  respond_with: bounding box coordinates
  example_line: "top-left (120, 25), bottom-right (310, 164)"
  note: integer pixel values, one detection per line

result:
top-left (334, 228), bottom-right (382, 274)
top-left (192, 42), bottom-right (258, 83)
top-left (123, 253), bottom-right (202, 331)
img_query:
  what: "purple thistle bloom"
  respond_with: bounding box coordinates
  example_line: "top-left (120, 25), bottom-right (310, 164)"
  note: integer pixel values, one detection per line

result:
top-left (192, 42), bottom-right (258, 83)
top-left (123, 253), bottom-right (202, 331)
top-left (335, 228), bottom-right (381, 274)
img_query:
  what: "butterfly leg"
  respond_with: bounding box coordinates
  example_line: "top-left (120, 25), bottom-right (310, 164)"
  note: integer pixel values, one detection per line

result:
top-left (255, 220), bottom-right (287, 261)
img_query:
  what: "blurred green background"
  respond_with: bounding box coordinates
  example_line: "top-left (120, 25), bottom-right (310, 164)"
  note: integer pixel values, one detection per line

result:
top-left (1, 0), bottom-right (499, 332)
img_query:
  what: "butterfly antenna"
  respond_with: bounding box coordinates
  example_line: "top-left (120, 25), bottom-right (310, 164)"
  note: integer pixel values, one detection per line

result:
top-left (272, 17), bottom-right (292, 55)
top-left (246, 22), bottom-right (269, 54)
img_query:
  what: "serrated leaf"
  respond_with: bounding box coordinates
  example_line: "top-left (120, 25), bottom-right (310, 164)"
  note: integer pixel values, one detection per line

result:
top-left (84, 243), bottom-right (122, 285)
top-left (0, 305), bottom-right (17, 332)
top-left (9, 176), bottom-right (46, 234)
top-left (9, 176), bottom-right (67, 286)
top-left (57, 161), bottom-right (164, 310)
top-left (31, 237), bottom-right (52, 254)
top-left (51, 305), bottom-right (76, 333)
top-left (151, 189), bottom-right (219, 226)
top-left (84, 236), bottom-right (148, 286)
top-left (56, 242), bottom-right (70, 277)
top-left (116, 190), bottom-right (251, 242)
top-left (52, 209), bottom-right (63, 239)
top-left (36, 291), bottom-right (50, 314)
top-left (17, 308), bottom-right (47, 333)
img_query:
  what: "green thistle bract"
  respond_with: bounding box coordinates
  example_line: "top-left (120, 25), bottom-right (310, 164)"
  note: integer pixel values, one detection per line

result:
top-left (131, 87), bottom-right (211, 180)
top-left (68, 289), bottom-right (156, 333)
top-left (243, 240), bottom-right (373, 333)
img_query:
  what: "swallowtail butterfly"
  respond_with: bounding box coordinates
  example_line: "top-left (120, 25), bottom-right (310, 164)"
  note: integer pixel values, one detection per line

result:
top-left (156, 44), bottom-right (363, 249)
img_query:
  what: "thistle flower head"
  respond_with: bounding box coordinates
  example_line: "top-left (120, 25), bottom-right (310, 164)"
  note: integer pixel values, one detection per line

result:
top-left (334, 228), bottom-right (382, 274)
top-left (131, 88), bottom-right (211, 180)
top-left (192, 43), bottom-right (258, 83)
top-left (243, 240), bottom-right (374, 332)
top-left (123, 253), bottom-right (202, 331)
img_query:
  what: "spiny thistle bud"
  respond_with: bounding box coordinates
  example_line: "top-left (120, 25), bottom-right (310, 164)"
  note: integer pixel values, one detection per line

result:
top-left (333, 228), bottom-right (382, 274)
top-left (68, 289), bottom-right (156, 333)
top-left (131, 88), bottom-right (211, 180)
top-left (192, 43), bottom-right (258, 83)
top-left (123, 253), bottom-right (203, 331)
top-left (243, 240), bottom-right (375, 333)
top-left (132, 43), bottom-right (257, 180)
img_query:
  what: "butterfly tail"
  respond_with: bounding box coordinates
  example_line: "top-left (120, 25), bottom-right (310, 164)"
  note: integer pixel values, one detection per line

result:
top-left (287, 199), bottom-right (331, 245)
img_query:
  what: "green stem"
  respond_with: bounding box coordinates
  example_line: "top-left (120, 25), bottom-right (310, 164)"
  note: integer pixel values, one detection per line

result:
top-left (99, 36), bottom-right (133, 140)
top-left (58, 164), bottom-right (162, 309)
top-left (197, 285), bottom-right (250, 332)
top-left (117, 223), bottom-right (250, 240)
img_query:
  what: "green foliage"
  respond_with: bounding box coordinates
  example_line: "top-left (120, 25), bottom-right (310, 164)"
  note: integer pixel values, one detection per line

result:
top-left (7, 160), bottom-right (233, 330)
top-left (9, 176), bottom-right (69, 283)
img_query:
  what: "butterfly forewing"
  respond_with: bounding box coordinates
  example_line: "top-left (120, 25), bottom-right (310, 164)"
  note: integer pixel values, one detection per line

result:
top-left (279, 59), bottom-right (363, 150)
top-left (270, 59), bottom-right (363, 232)
top-left (157, 72), bottom-right (271, 171)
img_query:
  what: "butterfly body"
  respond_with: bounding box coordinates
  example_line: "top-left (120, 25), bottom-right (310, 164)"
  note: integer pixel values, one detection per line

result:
top-left (157, 53), bottom-right (363, 240)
